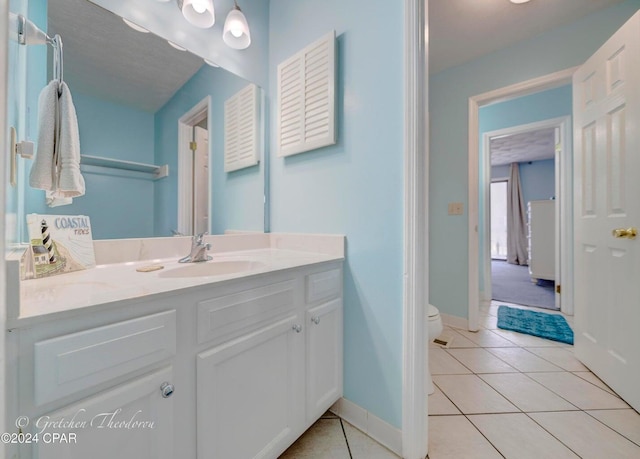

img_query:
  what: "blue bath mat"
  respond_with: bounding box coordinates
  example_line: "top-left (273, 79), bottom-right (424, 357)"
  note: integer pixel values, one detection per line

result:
top-left (497, 305), bottom-right (574, 345)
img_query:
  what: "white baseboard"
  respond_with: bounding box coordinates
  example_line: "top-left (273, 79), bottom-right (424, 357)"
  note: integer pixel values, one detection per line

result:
top-left (330, 397), bottom-right (402, 456)
top-left (441, 312), bottom-right (469, 331)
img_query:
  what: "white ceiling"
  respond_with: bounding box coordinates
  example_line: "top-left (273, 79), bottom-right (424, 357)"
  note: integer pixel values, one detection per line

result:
top-left (48, 0), bottom-right (205, 112)
top-left (490, 127), bottom-right (555, 166)
top-left (429, 0), bottom-right (627, 75)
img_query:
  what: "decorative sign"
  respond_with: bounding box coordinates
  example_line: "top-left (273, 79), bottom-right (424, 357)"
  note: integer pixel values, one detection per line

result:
top-left (26, 214), bottom-right (96, 279)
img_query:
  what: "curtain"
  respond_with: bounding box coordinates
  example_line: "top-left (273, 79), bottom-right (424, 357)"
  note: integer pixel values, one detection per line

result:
top-left (507, 163), bottom-right (528, 265)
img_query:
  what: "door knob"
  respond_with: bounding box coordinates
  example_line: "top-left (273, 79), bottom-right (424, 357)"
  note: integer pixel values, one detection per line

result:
top-left (292, 324), bottom-right (302, 333)
top-left (160, 382), bottom-right (175, 398)
top-left (612, 227), bottom-right (637, 239)
top-left (311, 316), bottom-right (321, 325)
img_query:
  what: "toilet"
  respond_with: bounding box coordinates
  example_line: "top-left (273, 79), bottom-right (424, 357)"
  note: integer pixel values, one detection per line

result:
top-left (427, 303), bottom-right (443, 395)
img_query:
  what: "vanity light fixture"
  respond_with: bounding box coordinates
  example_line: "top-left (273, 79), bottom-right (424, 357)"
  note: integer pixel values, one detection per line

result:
top-left (122, 18), bottom-right (150, 33)
top-left (150, 0), bottom-right (252, 49)
top-left (223, 0), bottom-right (251, 50)
top-left (509, 0), bottom-right (531, 3)
top-left (178, 0), bottom-right (215, 28)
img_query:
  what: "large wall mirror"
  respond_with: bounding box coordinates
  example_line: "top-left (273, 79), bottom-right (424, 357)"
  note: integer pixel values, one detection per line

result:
top-left (9, 0), bottom-right (267, 241)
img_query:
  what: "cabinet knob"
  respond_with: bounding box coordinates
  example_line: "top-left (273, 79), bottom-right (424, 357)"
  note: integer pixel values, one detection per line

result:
top-left (160, 382), bottom-right (175, 398)
top-left (311, 316), bottom-right (321, 325)
top-left (292, 324), bottom-right (303, 333)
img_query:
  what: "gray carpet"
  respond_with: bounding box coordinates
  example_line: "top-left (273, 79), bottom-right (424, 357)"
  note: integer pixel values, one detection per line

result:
top-left (491, 260), bottom-right (557, 310)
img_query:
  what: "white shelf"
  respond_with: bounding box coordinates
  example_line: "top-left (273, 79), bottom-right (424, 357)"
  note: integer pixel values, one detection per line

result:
top-left (80, 155), bottom-right (168, 180)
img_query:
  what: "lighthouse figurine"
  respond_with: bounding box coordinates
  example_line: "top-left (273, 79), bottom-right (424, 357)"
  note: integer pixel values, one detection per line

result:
top-left (41, 219), bottom-right (57, 264)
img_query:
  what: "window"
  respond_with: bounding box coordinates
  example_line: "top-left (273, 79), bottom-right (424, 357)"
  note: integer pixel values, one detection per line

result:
top-left (491, 180), bottom-right (508, 260)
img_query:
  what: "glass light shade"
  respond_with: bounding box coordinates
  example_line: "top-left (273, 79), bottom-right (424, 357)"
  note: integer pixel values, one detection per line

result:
top-left (182, 0), bottom-right (215, 28)
top-left (223, 8), bottom-right (251, 50)
top-left (509, 0), bottom-right (531, 3)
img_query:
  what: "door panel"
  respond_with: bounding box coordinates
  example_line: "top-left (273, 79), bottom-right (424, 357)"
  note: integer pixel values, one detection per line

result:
top-left (573, 11), bottom-right (640, 411)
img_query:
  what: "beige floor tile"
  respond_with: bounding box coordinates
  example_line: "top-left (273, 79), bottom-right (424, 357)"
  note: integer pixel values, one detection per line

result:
top-left (433, 374), bottom-right (519, 414)
top-left (529, 411), bottom-right (640, 459)
top-left (478, 314), bottom-right (498, 329)
top-left (479, 373), bottom-right (577, 412)
top-left (447, 348), bottom-right (518, 374)
top-left (526, 372), bottom-right (629, 410)
top-left (452, 328), bottom-right (517, 347)
top-left (428, 385), bottom-right (461, 415)
top-left (586, 409), bottom-right (640, 446)
top-left (428, 415), bottom-right (502, 459)
top-left (572, 371), bottom-right (619, 396)
top-left (468, 413), bottom-right (579, 459)
top-left (445, 331), bottom-right (479, 348)
top-left (492, 328), bottom-right (567, 347)
top-left (486, 347), bottom-right (563, 372)
top-left (430, 348), bottom-right (472, 375)
top-left (525, 347), bottom-right (588, 371)
top-left (279, 418), bottom-right (350, 459)
top-left (342, 422), bottom-right (400, 459)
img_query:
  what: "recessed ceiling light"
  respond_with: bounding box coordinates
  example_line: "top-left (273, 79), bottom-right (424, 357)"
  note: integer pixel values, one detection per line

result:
top-left (122, 18), bottom-right (149, 33)
top-left (168, 41), bottom-right (187, 51)
top-left (204, 59), bottom-right (219, 67)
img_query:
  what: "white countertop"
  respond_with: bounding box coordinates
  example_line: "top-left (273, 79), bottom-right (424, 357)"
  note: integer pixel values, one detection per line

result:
top-left (9, 233), bottom-right (345, 328)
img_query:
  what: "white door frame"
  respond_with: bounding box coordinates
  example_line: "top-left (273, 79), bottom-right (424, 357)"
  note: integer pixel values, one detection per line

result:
top-left (177, 96), bottom-right (211, 235)
top-left (481, 116), bottom-right (573, 314)
top-left (1, 0), bottom-right (9, 441)
top-left (402, 0), bottom-right (429, 458)
top-left (467, 67), bottom-right (577, 330)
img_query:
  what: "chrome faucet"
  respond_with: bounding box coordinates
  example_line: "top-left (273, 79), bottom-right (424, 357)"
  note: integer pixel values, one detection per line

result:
top-left (179, 233), bottom-right (212, 263)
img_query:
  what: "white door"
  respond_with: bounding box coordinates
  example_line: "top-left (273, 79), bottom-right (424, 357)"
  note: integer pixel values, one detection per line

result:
top-left (196, 316), bottom-right (304, 459)
top-left (305, 298), bottom-right (343, 423)
top-left (193, 125), bottom-right (209, 235)
top-left (573, 11), bottom-right (640, 411)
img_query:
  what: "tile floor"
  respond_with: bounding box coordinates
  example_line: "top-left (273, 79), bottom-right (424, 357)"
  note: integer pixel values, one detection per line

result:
top-left (279, 411), bottom-right (400, 458)
top-left (428, 301), bottom-right (640, 459)
top-left (280, 301), bottom-right (640, 458)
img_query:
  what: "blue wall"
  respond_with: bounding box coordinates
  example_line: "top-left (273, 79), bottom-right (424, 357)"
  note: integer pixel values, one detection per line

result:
top-left (269, 0), bottom-right (403, 428)
top-left (430, 0), bottom-right (640, 320)
top-left (520, 160), bottom-right (555, 205)
top-left (25, 91), bottom-right (157, 239)
top-left (154, 65), bottom-right (265, 237)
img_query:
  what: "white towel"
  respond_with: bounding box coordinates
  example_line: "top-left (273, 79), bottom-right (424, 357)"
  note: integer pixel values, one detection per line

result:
top-left (29, 81), bottom-right (85, 207)
top-left (29, 80), bottom-right (59, 192)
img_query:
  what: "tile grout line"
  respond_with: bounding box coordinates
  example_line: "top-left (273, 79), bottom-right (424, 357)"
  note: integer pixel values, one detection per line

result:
top-left (581, 410), bottom-right (640, 448)
top-left (339, 419), bottom-right (353, 459)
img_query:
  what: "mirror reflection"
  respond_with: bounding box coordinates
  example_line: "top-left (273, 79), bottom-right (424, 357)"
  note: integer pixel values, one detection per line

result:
top-left (18, 0), bottom-right (265, 240)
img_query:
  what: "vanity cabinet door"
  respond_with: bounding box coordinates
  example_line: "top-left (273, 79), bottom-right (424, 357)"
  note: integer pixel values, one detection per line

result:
top-left (34, 367), bottom-right (174, 459)
top-left (197, 315), bottom-right (305, 459)
top-left (306, 298), bottom-right (343, 422)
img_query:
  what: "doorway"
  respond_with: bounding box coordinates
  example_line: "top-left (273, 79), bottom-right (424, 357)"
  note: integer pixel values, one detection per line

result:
top-left (178, 96), bottom-right (211, 236)
top-left (483, 119), bottom-right (567, 312)
top-left (467, 69), bottom-right (576, 331)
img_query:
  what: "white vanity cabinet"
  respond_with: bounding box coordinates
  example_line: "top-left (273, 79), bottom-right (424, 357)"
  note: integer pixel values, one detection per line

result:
top-left (34, 367), bottom-right (174, 459)
top-left (196, 265), bottom-right (344, 459)
top-left (9, 260), bottom-right (343, 459)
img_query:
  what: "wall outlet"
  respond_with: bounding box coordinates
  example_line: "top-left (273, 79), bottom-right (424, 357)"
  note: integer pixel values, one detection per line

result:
top-left (448, 202), bottom-right (464, 215)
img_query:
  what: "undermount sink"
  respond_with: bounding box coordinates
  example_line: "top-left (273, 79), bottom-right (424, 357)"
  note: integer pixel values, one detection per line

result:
top-left (158, 260), bottom-right (266, 278)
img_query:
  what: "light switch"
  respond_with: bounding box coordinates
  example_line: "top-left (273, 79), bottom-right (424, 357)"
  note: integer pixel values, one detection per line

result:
top-left (448, 202), bottom-right (464, 215)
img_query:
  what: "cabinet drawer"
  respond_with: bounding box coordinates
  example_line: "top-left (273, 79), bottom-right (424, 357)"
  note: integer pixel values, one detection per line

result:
top-left (306, 269), bottom-right (341, 304)
top-left (197, 280), bottom-right (297, 345)
top-left (34, 310), bottom-right (176, 406)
